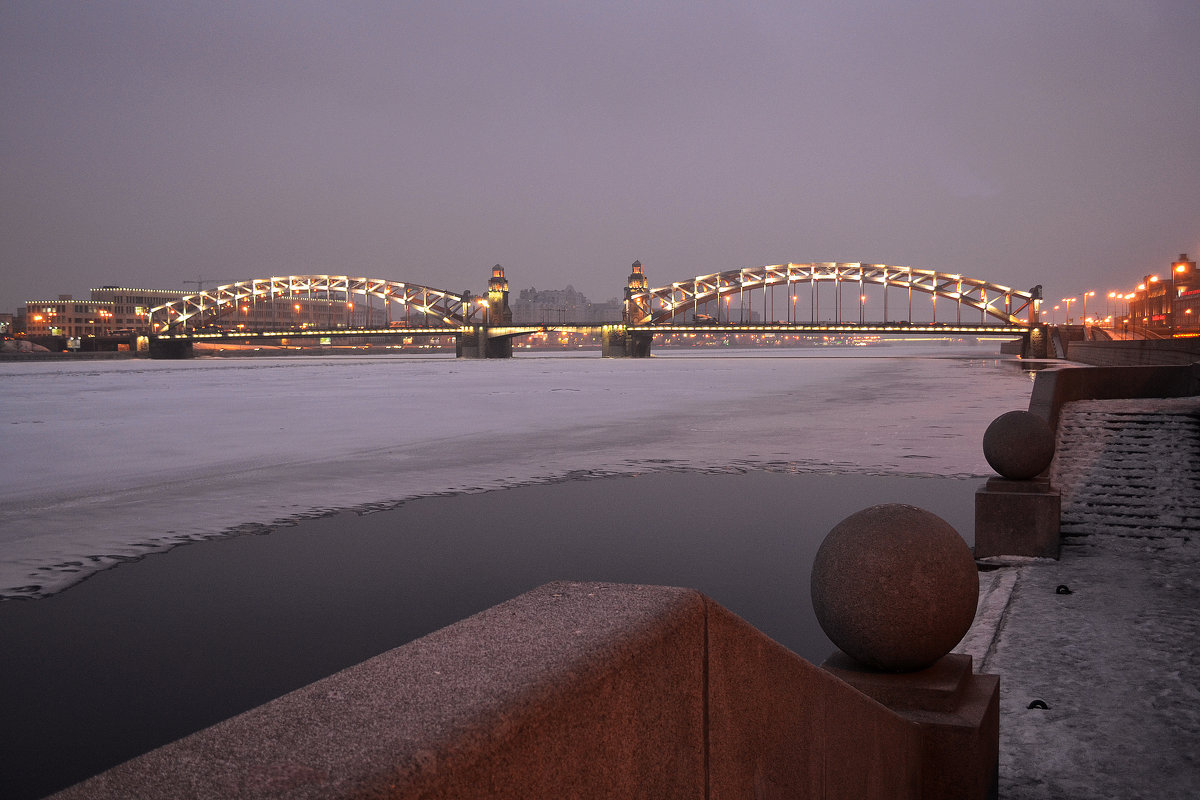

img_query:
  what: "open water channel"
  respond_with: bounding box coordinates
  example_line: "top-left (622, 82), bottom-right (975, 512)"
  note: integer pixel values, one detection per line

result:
top-left (1, 467), bottom-right (978, 799)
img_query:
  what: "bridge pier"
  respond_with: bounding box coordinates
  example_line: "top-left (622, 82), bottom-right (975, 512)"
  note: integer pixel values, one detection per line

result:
top-left (147, 339), bottom-right (194, 359)
top-left (1024, 325), bottom-right (1050, 359)
top-left (456, 326), bottom-right (514, 359)
top-left (601, 327), bottom-right (652, 358)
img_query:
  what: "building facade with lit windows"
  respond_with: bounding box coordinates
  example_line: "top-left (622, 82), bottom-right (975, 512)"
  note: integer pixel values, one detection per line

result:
top-left (1126, 253), bottom-right (1196, 336)
top-left (23, 287), bottom-right (187, 337)
top-left (89, 287), bottom-right (189, 332)
top-left (24, 296), bottom-right (119, 337)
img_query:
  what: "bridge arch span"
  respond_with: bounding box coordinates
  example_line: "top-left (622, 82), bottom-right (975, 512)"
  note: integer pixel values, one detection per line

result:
top-left (149, 275), bottom-right (474, 332)
top-left (632, 263), bottom-right (1039, 326)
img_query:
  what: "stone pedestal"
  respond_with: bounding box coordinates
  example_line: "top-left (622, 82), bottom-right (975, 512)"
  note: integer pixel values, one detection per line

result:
top-left (823, 651), bottom-right (999, 800)
top-left (974, 477), bottom-right (1060, 559)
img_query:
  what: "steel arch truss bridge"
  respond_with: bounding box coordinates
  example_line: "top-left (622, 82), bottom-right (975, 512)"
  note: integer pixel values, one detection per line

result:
top-left (149, 275), bottom-right (471, 332)
top-left (634, 263), bottom-right (1039, 326)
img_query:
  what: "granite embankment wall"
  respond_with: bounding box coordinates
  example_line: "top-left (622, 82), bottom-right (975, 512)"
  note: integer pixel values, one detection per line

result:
top-left (53, 582), bottom-right (923, 800)
top-left (1064, 339), bottom-right (1200, 367)
top-left (1028, 362), bottom-right (1200, 429)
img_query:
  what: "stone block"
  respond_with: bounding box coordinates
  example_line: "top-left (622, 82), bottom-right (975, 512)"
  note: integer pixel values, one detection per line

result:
top-left (974, 477), bottom-right (1061, 559)
top-left (51, 582), bottom-right (941, 800)
top-left (822, 652), bottom-right (1000, 800)
top-left (50, 582), bottom-right (708, 800)
top-left (706, 600), bottom-right (922, 800)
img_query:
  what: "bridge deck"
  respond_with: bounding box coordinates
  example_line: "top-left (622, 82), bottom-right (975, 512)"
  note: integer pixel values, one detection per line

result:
top-left (155, 321), bottom-right (1029, 343)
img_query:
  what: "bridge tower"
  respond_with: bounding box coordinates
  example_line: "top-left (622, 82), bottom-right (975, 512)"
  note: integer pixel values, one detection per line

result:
top-left (487, 264), bottom-right (513, 325)
top-left (623, 260), bottom-right (649, 324)
top-left (603, 261), bottom-right (653, 357)
top-left (458, 265), bottom-right (514, 358)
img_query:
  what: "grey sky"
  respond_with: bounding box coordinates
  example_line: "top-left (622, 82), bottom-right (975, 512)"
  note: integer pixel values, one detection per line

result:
top-left (3, 1), bottom-right (1198, 313)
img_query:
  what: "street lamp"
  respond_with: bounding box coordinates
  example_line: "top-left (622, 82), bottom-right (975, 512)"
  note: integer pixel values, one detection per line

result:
top-left (1081, 291), bottom-right (1095, 327)
top-left (1061, 297), bottom-right (1076, 324)
top-left (1171, 255), bottom-right (1193, 332)
top-left (1052, 304), bottom-right (1060, 324)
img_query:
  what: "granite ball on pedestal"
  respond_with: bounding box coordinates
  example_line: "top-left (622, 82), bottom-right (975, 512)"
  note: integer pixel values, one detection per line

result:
top-left (982, 410), bottom-right (1054, 480)
top-left (810, 504), bottom-right (978, 672)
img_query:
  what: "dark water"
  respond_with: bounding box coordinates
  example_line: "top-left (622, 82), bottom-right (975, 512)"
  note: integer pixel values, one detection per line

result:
top-left (0, 470), bottom-right (977, 799)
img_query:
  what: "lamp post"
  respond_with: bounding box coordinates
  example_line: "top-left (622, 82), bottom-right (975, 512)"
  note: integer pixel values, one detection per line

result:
top-left (1171, 255), bottom-right (1193, 332)
top-left (1081, 291), bottom-right (1095, 327)
top-left (1052, 304), bottom-right (1060, 324)
top-left (1061, 297), bottom-right (1076, 324)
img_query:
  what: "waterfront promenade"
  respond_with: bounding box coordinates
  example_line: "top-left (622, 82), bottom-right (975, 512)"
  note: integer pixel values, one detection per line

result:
top-left (970, 396), bottom-right (1199, 798)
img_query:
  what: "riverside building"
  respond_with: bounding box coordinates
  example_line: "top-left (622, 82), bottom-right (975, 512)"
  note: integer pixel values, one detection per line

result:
top-left (1126, 254), bottom-right (1196, 336)
top-left (23, 287), bottom-right (186, 337)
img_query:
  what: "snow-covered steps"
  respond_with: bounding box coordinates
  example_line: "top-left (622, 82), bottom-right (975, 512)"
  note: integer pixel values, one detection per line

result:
top-left (1052, 398), bottom-right (1200, 543)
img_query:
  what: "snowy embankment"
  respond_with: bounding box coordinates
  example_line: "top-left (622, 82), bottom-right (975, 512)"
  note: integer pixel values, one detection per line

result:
top-left (0, 346), bottom-right (1034, 598)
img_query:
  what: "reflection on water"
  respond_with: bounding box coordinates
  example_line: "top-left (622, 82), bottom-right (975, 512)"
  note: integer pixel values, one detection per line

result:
top-left (0, 469), bottom-right (977, 799)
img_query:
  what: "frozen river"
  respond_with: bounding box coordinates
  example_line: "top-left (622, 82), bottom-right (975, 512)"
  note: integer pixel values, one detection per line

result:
top-left (1, 344), bottom-right (1034, 599)
top-left (2, 343), bottom-right (1040, 798)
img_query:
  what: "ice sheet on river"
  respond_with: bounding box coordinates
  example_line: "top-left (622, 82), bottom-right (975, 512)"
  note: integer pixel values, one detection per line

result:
top-left (0, 346), bottom-right (1034, 598)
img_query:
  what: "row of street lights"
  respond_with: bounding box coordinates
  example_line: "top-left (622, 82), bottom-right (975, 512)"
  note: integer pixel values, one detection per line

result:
top-left (1054, 255), bottom-right (1193, 333)
top-left (1053, 288), bottom-right (1139, 326)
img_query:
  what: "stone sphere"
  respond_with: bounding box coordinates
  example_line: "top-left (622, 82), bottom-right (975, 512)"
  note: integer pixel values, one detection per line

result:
top-left (810, 504), bottom-right (978, 672)
top-left (982, 410), bottom-right (1055, 479)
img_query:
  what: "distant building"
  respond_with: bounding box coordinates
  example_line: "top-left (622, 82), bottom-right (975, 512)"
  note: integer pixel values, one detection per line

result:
top-left (1126, 253), bottom-right (1196, 334)
top-left (23, 295), bottom-right (119, 338)
top-left (511, 285), bottom-right (622, 324)
top-left (23, 287), bottom-right (186, 337)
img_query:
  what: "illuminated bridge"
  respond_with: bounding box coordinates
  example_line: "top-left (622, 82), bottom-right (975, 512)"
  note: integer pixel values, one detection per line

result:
top-left (146, 262), bottom-right (1041, 358)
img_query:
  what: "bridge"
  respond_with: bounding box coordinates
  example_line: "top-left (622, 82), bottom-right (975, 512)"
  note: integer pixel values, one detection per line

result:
top-left (146, 262), bottom-right (1041, 358)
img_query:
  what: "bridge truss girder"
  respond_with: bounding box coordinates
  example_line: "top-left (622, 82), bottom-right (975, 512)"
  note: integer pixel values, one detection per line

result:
top-left (634, 263), bottom-right (1037, 326)
top-left (149, 275), bottom-right (471, 332)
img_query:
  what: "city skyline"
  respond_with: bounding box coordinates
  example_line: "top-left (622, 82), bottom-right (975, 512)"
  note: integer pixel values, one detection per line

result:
top-left (3, 2), bottom-right (1198, 314)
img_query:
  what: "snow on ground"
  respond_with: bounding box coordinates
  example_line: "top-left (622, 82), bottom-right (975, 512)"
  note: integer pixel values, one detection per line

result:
top-left (975, 398), bottom-right (1200, 799)
top-left (0, 344), bottom-right (1034, 598)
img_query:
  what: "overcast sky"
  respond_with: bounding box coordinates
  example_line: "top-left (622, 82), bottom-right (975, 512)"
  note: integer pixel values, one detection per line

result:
top-left (3, 1), bottom-right (1198, 313)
